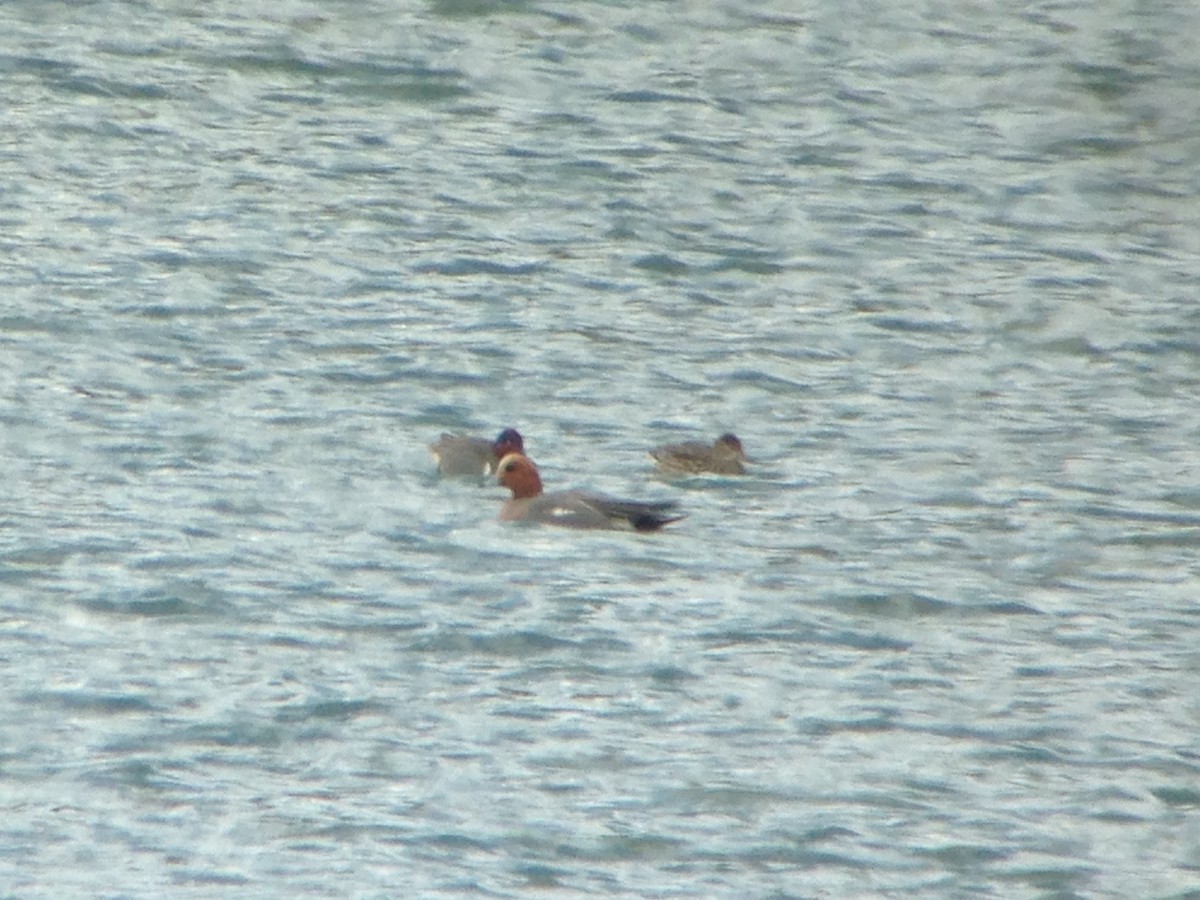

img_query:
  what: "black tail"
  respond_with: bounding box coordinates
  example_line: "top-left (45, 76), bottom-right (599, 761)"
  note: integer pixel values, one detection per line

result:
top-left (630, 511), bottom-right (687, 532)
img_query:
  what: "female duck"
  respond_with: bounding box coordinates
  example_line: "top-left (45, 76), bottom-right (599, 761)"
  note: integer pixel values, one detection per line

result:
top-left (650, 433), bottom-right (748, 476)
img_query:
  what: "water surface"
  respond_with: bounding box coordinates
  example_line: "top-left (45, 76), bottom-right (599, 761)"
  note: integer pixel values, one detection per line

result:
top-left (3, 0), bottom-right (1200, 896)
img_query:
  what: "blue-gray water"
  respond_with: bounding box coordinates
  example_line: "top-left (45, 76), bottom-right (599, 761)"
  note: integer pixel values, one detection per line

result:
top-left (3, 1), bottom-right (1200, 896)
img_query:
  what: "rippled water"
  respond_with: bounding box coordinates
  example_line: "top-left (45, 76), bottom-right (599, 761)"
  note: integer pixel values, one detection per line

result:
top-left (4, 0), bottom-right (1200, 896)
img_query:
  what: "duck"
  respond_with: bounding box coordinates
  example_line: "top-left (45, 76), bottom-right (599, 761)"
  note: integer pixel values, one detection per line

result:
top-left (429, 428), bottom-right (524, 478)
top-left (496, 452), bottom-right (684, 531)
top-left (649, 433), bottom-right (748, 476)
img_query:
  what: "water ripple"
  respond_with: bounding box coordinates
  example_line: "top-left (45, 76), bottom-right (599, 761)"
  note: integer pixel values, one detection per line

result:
top-left (3, 0), bottom-right (1199, 896)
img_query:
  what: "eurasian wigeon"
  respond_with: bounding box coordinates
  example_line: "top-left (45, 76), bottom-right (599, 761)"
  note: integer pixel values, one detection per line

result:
top-left (649, 433), bottom-right (748, 476)
top-left (497, 452), bottom-right (684, 531)
top-left (429, 428), bottom-right (524, 478)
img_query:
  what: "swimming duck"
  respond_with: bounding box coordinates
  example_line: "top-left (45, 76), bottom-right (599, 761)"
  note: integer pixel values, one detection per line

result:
top-left (497, 452), bottom-right (684, 531)
top-left (649, 433), bottom-right (748, 475)
top-left (430, 428), bottom-right (524, 477)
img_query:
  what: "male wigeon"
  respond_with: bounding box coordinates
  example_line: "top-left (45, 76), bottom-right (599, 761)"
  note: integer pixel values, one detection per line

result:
top-left (650, 433), bottom-right (748, 475)
top-left (497, 452), bottom-right (684, 531)
top-left (429, 428), bottom-right (524, 478)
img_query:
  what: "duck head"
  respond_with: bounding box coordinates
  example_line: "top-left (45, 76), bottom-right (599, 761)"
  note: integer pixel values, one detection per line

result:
top-left (716, 433), bottom-right (746, 458)
top-left (492, 428), bottom-right (525, 459)
top-left (497, 452), bottom-right (543, 499)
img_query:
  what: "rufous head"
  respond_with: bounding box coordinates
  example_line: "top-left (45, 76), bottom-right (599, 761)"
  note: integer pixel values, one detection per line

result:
top-left (492, 428), bottom-right (524, 459)
top-left (497, 452), bottom-right (543, 499)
